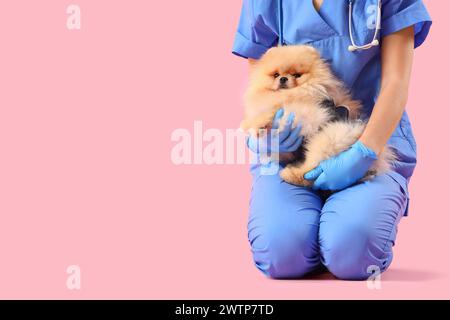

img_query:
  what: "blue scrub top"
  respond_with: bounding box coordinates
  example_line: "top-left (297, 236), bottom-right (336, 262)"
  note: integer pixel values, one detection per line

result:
top-left (232, 0), bottom-right (432, 193)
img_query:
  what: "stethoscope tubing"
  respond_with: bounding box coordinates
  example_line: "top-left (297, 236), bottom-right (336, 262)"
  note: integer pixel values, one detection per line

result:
top-left (348, 0), bottom-right (382, 51)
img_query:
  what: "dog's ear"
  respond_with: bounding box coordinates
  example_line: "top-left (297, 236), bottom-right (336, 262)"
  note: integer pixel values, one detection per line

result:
top-left (334, 106), bottom-right (350, 121)
top-left (320, 99), bottom-right (336, 110)
top-left (321, 100), bottom-right (350, 121)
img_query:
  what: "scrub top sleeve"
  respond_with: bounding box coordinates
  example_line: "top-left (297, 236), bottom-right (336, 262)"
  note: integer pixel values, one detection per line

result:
top-left (381, 0), bottom-right (432, 48)
top-left (232, 0), bottom-right (278, 59)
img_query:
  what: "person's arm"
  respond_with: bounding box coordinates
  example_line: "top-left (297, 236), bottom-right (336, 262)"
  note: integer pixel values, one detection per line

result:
top-left (359, 26), bottom-right (415, 155)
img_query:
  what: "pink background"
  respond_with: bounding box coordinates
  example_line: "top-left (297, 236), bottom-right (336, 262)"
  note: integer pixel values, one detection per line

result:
top-left (0, 0), bottom-right (448, 299)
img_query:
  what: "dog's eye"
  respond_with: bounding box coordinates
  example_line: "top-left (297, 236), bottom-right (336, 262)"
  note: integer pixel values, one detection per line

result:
top-left (273, 73), bottom-right (280, 78)
top-left (293, 73), bottom-right (303, 78)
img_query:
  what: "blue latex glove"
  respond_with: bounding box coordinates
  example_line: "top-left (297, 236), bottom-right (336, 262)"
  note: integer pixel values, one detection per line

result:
top-left (246, 108), bottom-right (303, 154)
top-left (304, 140), bottom-right (378, 191)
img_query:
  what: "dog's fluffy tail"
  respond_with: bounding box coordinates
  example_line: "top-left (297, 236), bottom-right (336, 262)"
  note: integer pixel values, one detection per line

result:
top-left (368, 146), bottom-right (398, 177)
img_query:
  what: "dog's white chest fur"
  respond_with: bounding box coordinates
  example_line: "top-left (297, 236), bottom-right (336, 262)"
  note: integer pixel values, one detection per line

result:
top-left (279, 100), bottom-right (332, 137)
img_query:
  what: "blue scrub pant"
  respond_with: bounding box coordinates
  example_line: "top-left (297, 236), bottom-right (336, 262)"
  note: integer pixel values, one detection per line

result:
top-left (248, 169), bottom-right (409, 280)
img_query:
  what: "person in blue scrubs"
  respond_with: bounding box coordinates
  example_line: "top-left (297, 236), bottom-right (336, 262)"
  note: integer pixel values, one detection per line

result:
top-left (232, 0), bottom-right (432, 280)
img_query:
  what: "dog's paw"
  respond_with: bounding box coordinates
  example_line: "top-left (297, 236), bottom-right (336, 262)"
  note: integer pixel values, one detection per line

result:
top-left (280, 166), bottom-right (310, 187)
top-left (280, 168), bottom-right (300, 185)
top-left (280, 165), bottom-right (303, 186)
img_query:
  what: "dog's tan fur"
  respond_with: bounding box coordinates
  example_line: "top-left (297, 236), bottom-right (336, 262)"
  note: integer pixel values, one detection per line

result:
top-left (241, 45), bottom-right (395, 187)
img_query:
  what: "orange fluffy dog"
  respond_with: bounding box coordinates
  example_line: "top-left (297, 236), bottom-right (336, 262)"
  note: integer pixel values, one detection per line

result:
top-left (241, 45), bottom-right (395, 187)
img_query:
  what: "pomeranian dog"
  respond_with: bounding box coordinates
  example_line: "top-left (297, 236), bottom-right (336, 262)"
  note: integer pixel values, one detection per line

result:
top-left (241, 45), bottom-right (395, 187)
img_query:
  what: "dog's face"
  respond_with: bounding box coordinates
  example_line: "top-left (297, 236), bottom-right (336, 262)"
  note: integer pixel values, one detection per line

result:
top-left (250, 45), bottom-right (330, 93)
top-left (243, 45), bottom-right (341, 135)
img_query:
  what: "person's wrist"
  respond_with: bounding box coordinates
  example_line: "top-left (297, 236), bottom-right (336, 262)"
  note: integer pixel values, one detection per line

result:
top-left (358, 135), bottom-right (383, 156)
top-left (353, 140), bottom-right (378, 160)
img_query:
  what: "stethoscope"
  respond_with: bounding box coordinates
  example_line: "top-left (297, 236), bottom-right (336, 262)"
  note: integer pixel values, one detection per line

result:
top-left (277, 0), bottom-right (382, 52)
top-left (348, 0), bottom-right (382, 52)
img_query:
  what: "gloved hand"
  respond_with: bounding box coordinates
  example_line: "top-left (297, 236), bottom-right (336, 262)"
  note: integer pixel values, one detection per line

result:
top-left (246, 108), bottom-right (303, 154)
top-left (304, 140), bottom-right (378, 191)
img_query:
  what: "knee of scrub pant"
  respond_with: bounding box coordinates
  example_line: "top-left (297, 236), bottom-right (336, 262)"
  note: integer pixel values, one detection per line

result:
top-left (248, 173), bottom-right (322, 279)
top-left (319, 174), bottom-right (407, 280)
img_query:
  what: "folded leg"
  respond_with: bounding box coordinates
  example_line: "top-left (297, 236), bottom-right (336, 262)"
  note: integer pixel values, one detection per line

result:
top-left (248, 171), bottom-right (323, 278)
top-left (319, 173), bottom-right (408, 280)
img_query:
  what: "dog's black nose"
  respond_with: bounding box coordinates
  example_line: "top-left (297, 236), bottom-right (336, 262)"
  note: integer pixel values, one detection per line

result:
top-left (279, 77), bottom-right (288, 84)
